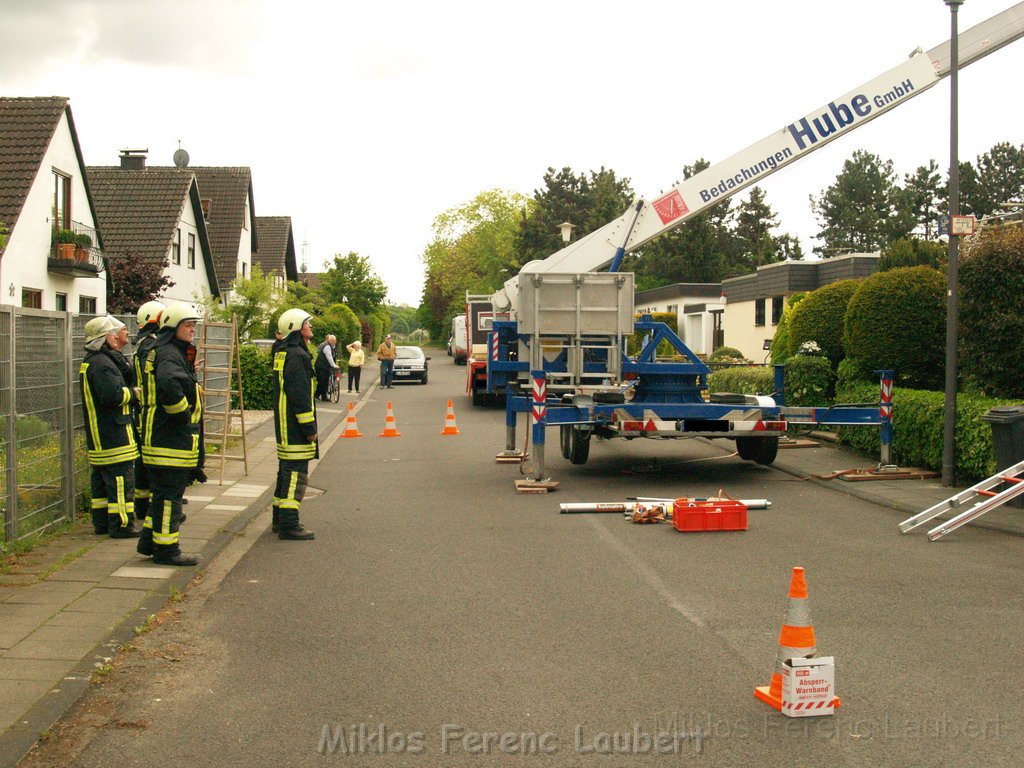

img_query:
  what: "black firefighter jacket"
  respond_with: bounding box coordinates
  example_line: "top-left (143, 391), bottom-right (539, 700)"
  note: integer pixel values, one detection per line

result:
top-left (140, 331), bottom-right (203, 470)
top-left (273, 333), bottom-right (319, 461)
top-left (80, 346), bottom-right (140, 466)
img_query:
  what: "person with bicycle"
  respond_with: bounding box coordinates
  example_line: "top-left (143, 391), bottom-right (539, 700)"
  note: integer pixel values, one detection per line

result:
top-left (314, 334), bottom-right (339, 402)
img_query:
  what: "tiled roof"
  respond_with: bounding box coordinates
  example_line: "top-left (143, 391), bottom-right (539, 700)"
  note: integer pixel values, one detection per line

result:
top-left (298, 271), bottom-right (322, 292)
top-left (188, 167), bottom-right (256, 291)
top-left (0, 97), bottom-right (70, 233)
top-left (86, 166), bottom-right (220, 296)
top-left (254, 216), bottom-right (298, 281)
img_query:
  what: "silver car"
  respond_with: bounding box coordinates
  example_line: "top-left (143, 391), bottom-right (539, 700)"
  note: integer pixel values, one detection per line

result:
top-left (392, 346), bottom-right (430, 384)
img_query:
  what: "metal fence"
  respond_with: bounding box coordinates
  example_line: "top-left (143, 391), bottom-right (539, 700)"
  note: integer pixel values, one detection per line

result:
top-left (0, 308), bottom-right (136, 546)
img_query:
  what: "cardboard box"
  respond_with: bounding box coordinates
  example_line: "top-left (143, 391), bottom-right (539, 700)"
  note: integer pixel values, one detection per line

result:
top-left (781, 656), bottom-right (836, 717)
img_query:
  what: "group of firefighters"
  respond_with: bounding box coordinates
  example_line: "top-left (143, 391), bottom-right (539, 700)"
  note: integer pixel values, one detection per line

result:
top-left (79, 303), bottom-right (320, 566)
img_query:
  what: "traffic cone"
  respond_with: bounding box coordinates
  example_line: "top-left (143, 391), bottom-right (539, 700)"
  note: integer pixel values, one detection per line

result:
top-left (441, 399), bottom-right (460, 435)
top-left (378, 401), bottom-right (402, 437)
top-left (754, 566), bottom-right (840, 711)
top-left (340, 401), bottom-right (363, 438)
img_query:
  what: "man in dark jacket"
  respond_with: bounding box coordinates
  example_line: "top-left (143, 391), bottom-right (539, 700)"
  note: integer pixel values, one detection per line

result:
top-left (80, 315), bottom-right (140, 538)
top-left (314, 334), bottom-right (339, 401)
top-left (272, 308), bottom-right (318, 540)
top-left (132, 300), bottom-right (164, 533)
top-left (139, 302), bottom-right (207, 566)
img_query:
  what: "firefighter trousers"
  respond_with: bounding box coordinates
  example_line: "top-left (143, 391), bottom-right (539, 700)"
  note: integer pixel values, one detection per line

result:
top-left (134, 455), bottom-right (151, 521)
top-left (89, 461), bottom-right (135, 535)
top-left (145, 467), bottom-right (191, 558)
top-left (274, 459), bottom-right (309, 531)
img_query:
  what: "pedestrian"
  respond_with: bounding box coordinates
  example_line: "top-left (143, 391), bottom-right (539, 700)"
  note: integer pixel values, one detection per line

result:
top-left (314, 334), bottom-right (339, 401)
top-left (345, 339), bottom-right (364, 393)
top-left (80, 315), bottom-right (141, 539)
top-left (138, 302), bottom-right (207, 566)
top-left (272, 308), bottom-right (318, 540)
top-left (376, 333), bottom-right (397, 388)
top-left (131, 300), bottom-right (165, 535)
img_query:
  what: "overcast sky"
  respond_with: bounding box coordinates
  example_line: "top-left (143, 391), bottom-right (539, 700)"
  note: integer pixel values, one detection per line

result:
top-left (5, 0), bottom-right (1023, 305)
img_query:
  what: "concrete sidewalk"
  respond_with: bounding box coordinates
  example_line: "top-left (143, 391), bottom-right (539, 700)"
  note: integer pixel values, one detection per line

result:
top-left (2, 403), bottom-right (1022, 764)
top-left (0, 393), bottom-right (353, 766)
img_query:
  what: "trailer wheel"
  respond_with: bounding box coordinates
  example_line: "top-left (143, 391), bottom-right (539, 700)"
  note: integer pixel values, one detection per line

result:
top-left (560, 425), bottom-right (591, 465)
top-left (471, 389), bottom-right (487, 407)
top-left (736, 436), bottom-right (779, 465)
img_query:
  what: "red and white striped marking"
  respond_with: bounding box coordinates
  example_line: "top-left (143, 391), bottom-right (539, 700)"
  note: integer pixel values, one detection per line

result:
top-left (490, 331), bottom-right (498, 361)
top-left (880, 377), bottom-right (894, 420)
top-left (531, 377), bottom-right (546, 425)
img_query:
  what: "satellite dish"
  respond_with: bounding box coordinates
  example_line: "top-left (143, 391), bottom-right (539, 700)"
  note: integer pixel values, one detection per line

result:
top-left (173, 148), bottom-right (190, 168)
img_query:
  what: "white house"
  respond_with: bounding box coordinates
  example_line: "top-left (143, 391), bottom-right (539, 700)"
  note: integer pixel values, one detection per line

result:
top-left (633, 282), bottom-right (723, 356)
top-left (0, 97), bottom-right (108, 313)
top-left (188, 166), bottom-right (257, 304)
top-left (721, 253), bottom-right (880, 361)
top-left (254, 216), bottom-right (299, 293)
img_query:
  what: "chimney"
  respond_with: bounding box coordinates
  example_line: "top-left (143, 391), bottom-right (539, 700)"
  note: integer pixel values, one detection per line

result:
top-left (119, 148), bottom-right (149, 170)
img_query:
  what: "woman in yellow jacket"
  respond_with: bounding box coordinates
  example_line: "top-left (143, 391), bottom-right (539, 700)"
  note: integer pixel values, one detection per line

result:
top-left (345, 340), bottom-right (365, 393)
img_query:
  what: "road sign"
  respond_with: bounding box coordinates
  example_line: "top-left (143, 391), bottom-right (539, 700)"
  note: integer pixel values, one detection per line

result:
top-left (951, 215), bottom-right (976, 236)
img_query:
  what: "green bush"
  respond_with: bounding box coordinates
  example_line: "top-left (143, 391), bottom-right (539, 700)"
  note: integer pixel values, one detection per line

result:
top-left (769, 292), bottom-right (806, 364)
top-left (708, 366), bottom-right (775, 396)
top-left (238, 344), bottom-right (274, 410)
top-left (314, 304), bottom-right (361, 350)
top-left (16, 415), bottom-right (52, 448)
top-left (843, 266), bottom-right (946, 390)
top-left (707, 345), bottom-right (747, 363)
top-left (784, 353), bottom-right (835, 406)
top-left (878, 237), bottom-right (943, 271)
top-left (627, 313), bottom-right (678, 356)
top-left (788, 279), bottom-right (860, 368)
top-left (836, 379), bottom-right (1014, 483)
top-left (959, 227), bottom-right (1024, 398)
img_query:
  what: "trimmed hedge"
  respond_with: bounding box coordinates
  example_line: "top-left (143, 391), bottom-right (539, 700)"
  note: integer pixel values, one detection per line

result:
top-left (836, 379), bottom-right (1015, 483)
top-left (238, 343), bottom-right (274, 410)
top-left (789, 279), bottom-right (860, 367)
top-left (843, 266), bottom-right (946, 390)
top-left (769, 292), bottom-right (806, 364)
top-left (708, 366), bottom-right (775, 396)
top-left (315, 304), bottom-right (361, 350)
top-left (783, 354), bottom-right (834, 407)
top-left (959, 226), bottom-right (1024, 398)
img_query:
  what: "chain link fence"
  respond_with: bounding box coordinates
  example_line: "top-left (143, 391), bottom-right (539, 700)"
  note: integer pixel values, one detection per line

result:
top-left (0, 308), bottom-right (136, 547)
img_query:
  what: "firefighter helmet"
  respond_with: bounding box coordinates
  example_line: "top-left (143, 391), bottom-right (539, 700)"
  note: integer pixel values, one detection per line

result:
top-left (159, 302), bottom-right (202, 331)
top-left (136, 300), bottom-right (166, 327)
top-left (278, 308), bottom-right (313, 336)
top-left (84, 315), bottom-right (126, 343)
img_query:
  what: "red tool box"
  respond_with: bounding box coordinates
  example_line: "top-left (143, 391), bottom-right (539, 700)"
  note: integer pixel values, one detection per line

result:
top-left (672, 498), bottom-right (748, 532)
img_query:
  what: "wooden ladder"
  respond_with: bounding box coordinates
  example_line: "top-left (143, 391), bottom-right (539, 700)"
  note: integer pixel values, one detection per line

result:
top-left (198, 318), bottom-right (249, 483)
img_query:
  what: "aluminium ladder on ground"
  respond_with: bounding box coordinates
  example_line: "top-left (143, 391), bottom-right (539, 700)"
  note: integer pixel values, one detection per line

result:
top-left (198, 318), bottom-right (249, 483)
top-left (898, 459), bottom-right (1024, 541)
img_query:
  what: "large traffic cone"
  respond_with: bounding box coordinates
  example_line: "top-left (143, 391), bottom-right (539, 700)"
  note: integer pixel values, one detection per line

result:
top-left (378, 401), bottom-right (402, 437)
top-left (340, 401), bottom-right (363, 438)
top-left (441, 399), bottom-right (460, 435)
top-left (754, 566), bottom-right (841, 711)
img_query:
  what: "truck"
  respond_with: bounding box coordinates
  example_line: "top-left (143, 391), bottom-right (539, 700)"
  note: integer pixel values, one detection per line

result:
top-left (478, 5), bottom-right (1024, 483)
top-left (450, 313), bottom-right (469, 364)
top-left (465, 294), bottom-right (510, 405)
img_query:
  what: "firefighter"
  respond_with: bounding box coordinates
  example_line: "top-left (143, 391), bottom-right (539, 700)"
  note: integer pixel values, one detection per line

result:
top-left (80, 315), bottom-right (140, 538)
top-left (132, 300), bottom-right (164, 540)
top-left (272, 308), bottom-right (318, 540)
top-left (139, 302), bottom-right (207, 566)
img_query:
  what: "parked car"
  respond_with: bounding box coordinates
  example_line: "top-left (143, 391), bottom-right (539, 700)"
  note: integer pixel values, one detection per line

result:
top-left (393, 346), bottom-right (430, 384)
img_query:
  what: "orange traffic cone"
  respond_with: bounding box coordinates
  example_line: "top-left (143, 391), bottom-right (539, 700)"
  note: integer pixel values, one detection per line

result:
top-left (339, 401), bottom-right (363, 438)
top-left (754, 566), bottom-right (841, 711)
top-left (441, 399), bottom-right (460, 435)
top-left (378, 401), bottom-right (402, 437)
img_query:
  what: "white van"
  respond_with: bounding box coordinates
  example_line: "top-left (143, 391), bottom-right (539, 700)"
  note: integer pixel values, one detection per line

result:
top-left (451, 313), bottom-right (469, 364)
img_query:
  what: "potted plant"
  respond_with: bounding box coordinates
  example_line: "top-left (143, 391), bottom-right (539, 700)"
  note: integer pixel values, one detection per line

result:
top-left (74, 233), bottom-right (92, 262)
top-left (53, 229), bottom-right (76, 260)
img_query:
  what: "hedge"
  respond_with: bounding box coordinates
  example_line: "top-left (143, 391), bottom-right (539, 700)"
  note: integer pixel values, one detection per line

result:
top-left (836, 379), bottom-right (1015, 483)
top-left (788, 279), bottom-right (860, 367)
top-left (708, 366), bottom-right (775, 396)
top-left (769, 292), bottom-right (806, 364)
top-left (238, 343), bottom-right (274, 411)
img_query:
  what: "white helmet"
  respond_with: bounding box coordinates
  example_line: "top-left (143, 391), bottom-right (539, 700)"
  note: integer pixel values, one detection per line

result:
top-left (137, 300), bottom-right (166, 327)
top-left (278, 308), bottom-right (312, 336)
top-left (159, 302), bottom-right (202, 331)
top-left (84, 315), bottom-right (126, 344)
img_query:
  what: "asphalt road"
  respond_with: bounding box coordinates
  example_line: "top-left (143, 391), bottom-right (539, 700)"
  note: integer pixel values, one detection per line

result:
top-left (24, 354), bottom-right (1024, 767)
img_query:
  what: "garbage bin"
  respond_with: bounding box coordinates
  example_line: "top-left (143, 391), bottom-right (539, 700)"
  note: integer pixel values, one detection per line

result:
top-left (981, 406), bottom-right (1024, 508)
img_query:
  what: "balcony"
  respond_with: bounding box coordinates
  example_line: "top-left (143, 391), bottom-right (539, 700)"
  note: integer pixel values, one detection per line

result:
top-left (48, 221), bottom-right (104, 277)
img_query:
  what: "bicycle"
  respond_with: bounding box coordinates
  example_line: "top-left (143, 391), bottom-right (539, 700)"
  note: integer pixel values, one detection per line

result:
top-left (326, 369), bottom-right (342, 403)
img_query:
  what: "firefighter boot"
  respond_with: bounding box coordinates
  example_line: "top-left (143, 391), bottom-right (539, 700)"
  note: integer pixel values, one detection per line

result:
top-left (271, 505), bottom-right (280, 533)
top-left (278, 509), bottom-right (315, 540)
top-left (109, 513), bottom-right (141, 539)
top-left (136, 525), bottom-right (154, 556)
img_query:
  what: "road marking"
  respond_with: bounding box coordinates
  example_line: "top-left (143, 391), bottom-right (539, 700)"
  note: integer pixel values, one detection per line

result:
top-left (585, 518), bottom-right (705, 627)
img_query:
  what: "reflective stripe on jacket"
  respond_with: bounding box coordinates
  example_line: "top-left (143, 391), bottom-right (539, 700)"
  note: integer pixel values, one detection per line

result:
top-left (141, 331), bottom-right (203, 469)
top-left (80, 347), bottom-right (139, 465)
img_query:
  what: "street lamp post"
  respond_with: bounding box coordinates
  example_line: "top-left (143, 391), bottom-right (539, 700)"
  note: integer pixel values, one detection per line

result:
top-left (558, 221), bottom-right (576, 244)
top-left (942, 0), bottom-right (964, 487)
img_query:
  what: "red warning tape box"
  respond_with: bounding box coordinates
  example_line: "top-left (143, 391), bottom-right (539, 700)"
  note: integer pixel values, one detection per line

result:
top-left (782, 656), bottom-right (836, 718)
top-left (672, 499), bottom-right (748, 532)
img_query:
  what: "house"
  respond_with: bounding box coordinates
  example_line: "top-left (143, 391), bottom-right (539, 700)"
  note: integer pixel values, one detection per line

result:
top-left (87, 151), bottom-right (220, 304)
top-left (187, 166), bottom-right (257, 303)
top-left (0, 97), bottom-right (107, 313)
top-left (254, 216), bottom-right (298, 291)
top-left (721, 253), bottom-right (880, 361)
top-left (633, 282), bottom-right (723, 356)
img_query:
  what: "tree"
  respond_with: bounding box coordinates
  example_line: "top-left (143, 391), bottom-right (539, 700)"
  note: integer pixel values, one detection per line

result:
top-left (726, 186), bottom-right (794, 276)
top-left (106, 254), bottom-right (175, 314)
top-left (902, 160), bottom-right (943, 240)
top-left (319, 252), bottom-right (387, 316)
top-left (810, 150), bottom-right (914, 254)
top-left (0, 222), bottom-right (7, 252)
top-left (198, 263), bottom-right (277, 340)
top-left (878, 237), bottom-right (944, 271)
top-left (968, 142), bottom-right (1024, 219)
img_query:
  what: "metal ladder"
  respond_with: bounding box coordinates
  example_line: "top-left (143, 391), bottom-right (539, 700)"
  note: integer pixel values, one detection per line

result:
top-left (899, 459), bottom-right (1024, 541)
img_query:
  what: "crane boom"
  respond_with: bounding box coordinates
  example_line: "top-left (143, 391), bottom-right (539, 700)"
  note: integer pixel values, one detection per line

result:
top-left (492, 1), bottom-right (1024, 312)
